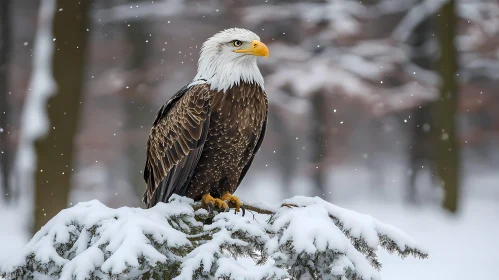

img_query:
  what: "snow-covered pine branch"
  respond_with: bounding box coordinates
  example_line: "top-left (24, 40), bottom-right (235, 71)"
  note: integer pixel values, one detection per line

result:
top-left (1, 195), bottom-right (427, 280)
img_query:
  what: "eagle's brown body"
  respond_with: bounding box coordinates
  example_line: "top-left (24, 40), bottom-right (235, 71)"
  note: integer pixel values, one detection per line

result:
top-left (143, 81), bottom-right (267, 207)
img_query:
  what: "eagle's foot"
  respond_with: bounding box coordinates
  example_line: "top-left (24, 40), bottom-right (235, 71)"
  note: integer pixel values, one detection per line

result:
top-left (202, 193), bottom-right (229, 216)
top-left (221, 192), bottom-right (245, 216)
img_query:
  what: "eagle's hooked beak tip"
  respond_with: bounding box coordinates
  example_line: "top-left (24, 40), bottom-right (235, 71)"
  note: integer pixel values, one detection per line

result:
top-left (235, 40), bottom-right (269, 59)
top-left (253, 40), bottom-right (269, 59)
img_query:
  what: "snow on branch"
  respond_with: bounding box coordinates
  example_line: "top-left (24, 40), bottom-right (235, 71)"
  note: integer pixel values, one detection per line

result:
top-left (1, 195), bottom-right (427, 280)
top-left (93, 0), bottom-right (219, 24)
top-left (243, 1), bottom-right (367, 37)
top-left (392, 0), bottom-right (448, 42)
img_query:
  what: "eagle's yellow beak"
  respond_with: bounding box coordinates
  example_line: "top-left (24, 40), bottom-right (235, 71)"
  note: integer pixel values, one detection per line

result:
top-left (234, 40), bottom-right (269, 59)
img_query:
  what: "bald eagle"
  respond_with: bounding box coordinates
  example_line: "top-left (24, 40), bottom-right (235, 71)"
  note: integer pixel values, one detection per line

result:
top-left (143, 28), bottom-right (269, 215)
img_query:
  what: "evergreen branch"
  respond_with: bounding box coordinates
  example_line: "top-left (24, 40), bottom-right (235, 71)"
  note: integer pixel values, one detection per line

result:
top-left (1, 196), bottom-right (427, 280)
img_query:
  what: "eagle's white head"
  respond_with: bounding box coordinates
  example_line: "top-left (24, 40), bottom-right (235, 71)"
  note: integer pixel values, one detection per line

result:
top-left (193, 28), bottom-right (269, 92)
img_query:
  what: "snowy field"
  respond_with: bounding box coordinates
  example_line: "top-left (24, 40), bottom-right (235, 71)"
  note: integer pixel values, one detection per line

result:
top-left (359, 197), bottom-right (499, 280)
top-left (1, 165), bottom-right (498, 279)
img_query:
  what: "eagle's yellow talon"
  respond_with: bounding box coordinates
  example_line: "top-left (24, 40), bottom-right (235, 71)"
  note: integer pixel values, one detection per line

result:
top-left (202, 193), bottom-right (229, 212)
top-left (221, 192), bottom-right (243, 212)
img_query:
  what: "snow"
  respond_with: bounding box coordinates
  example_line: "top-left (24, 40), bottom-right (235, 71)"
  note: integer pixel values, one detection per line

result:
top-left (214, 258), bottom-right (286, 280)
top-left (2, 197), bottom-right (197, 279)
top-left (239, 165), bottom-right (499, 280)
top-left (267, 61), bottom-right (374, 99)
top-left (94, 0), bottom-right (185, 23)
top-left (244, 1), bottom-right (367, 37)
top-left (1, 166), bottom-right (498, 279)
top-left (0, 206), bottom-right (29, 267)
top-left (0, 0), bottom-right (56, 270)
top-left (272, 204), bottom-right (347, 254)
top-left (1, 1), bottom-right (497, 278)
top-left (1, 193), bottom-right (426, 279)
top-left (285, 197), bottom-right (405, 249)
top-left (251, 1), bottom-right (440, 117)
top-left (355, 197), bottom-right (499, 280)
top-left (94, 0), bottom-right (217, 24)
top-left (268, 202), bottom-right (381, 279)
top-left (459, 1), bottom-right (499, 35)
top-left (392, 0), bottom-right (447, 42)
top-left (60, 247), bottom-right (104, 280)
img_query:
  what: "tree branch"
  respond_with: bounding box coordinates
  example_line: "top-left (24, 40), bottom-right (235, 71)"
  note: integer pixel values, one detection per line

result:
top-left (192, 201), bottom-right (297, 216)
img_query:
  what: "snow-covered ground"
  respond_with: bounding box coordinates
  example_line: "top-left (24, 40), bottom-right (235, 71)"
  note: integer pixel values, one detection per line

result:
top-left (0, 205), bottom-right (30, 267)
top-left (1, 165), bottom-right (498, 279)
top-left (239, 165), bottom-right (499, 280)
top-left (357, 196), bottom-right (499, 280)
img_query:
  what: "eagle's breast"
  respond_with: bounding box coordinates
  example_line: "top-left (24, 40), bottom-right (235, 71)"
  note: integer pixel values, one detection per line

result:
top-left (210, 81), bottom-right (266, 140)
top-left (187, 81), bottom-right (267, 198)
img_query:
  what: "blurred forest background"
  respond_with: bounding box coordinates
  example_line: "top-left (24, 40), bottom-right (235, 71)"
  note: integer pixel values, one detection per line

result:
top-left (1, 0), bottom-right (499, 279)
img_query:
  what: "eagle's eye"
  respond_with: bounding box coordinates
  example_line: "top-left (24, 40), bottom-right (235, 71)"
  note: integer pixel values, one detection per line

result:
top-left (232, 40), bottom-right (243, 47)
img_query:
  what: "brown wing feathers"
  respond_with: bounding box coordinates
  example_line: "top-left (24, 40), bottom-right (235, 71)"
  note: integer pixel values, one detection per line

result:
top-left (143, 84), bottom-right (211, 207)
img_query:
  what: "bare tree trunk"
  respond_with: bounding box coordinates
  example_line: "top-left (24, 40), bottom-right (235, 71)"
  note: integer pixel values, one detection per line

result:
top-left (434, 0), bottom-right (460, 213)
top-left (407, 7), bottom-right (435, 204)
top-left (0, 0), bottom-right (12, 202)
top-left (310, 92), bottom-right (328, 197)
top-left (33, 0), bottom-right (91, 232)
